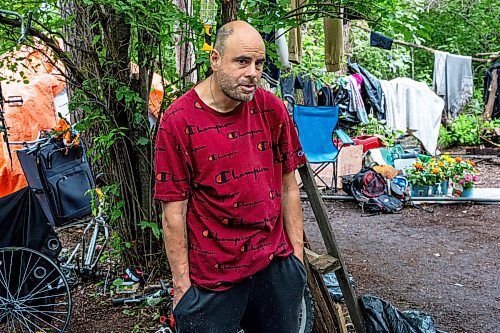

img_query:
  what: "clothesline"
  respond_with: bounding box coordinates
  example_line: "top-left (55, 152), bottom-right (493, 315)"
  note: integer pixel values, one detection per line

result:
top-left (353, 25), bottom-right (493, 63)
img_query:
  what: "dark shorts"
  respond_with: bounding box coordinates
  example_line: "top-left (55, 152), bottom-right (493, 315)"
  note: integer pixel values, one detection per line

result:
top-left (174, 255), bottom-right (307, 333)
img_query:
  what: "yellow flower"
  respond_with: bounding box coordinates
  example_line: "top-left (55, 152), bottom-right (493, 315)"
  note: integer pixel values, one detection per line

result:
top-left (438, 161), bottom-right (444, 167)
top-left (431, 168), bottom-right (441, 174)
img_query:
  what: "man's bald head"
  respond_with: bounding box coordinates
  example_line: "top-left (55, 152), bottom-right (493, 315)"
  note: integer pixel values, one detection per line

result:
top-left (214, 21), bottom-right (264, 56)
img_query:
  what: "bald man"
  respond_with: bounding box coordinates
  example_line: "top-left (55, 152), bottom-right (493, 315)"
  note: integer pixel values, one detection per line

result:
top-left (154, 21), bottom-right (307, 333)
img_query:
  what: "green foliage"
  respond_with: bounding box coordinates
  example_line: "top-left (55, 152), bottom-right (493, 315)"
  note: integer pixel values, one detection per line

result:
top-left (353, 114), bottom-right (405, 146)
top-left (138, 221), bottom-right (163, 240)
top-left (439, 113), bottom-right (482, 148)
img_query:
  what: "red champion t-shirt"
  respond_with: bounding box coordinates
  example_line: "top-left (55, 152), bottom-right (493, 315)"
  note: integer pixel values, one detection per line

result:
top-left (154, 87), bottom-right (306, 291)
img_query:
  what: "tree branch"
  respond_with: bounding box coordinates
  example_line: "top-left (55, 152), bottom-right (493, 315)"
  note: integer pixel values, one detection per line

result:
top-left (0, 14), bottom-right (86, 82)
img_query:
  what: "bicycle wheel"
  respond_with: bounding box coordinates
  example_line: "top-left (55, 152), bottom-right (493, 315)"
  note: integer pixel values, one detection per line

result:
top-left (0, 247), bottom-right (72, 332)
top-left (299, 286), bottom-right (314, 333)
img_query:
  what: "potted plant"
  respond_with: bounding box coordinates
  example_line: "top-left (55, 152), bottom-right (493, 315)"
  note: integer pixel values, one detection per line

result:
top-left (405, 159), bottom-right (434, 197)
top-left (426, 159), bottom-right (445, 195)
top-left (437, 154), bottom-right (456, 195)
top-left (450, 158), bottom-right (478, 197)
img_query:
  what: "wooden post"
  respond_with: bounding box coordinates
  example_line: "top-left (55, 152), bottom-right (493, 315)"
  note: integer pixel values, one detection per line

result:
top-left (484, 69), bottom-right (498, 120)
top-left (299, 163), bottom-right (366, 333)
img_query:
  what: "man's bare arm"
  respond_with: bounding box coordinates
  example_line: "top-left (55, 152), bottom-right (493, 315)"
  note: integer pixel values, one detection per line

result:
top-left (282, 171), bottom-right (304, 262)
top-left (161, 199), bottom-right (190, 307)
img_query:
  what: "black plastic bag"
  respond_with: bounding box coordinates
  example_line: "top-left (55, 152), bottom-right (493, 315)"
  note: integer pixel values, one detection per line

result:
top-left (322, 272), bottom-right (356, 303)
top-left (360, 295), bottom-right (448, 333)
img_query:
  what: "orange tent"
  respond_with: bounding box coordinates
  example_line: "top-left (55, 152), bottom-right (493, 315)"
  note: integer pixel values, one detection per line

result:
top-left (1, 47), bottom-right (172, 198)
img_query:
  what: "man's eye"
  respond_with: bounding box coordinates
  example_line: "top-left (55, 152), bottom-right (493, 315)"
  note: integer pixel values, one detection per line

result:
top-left (238, 59), bottom-right (247, 65)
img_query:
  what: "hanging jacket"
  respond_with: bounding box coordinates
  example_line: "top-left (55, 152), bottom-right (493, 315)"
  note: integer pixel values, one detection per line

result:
top-left (348, 62), bottom-right (385, 120)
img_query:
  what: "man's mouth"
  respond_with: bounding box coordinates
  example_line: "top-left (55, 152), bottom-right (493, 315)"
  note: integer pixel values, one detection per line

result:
top-left (240, 84), bottom-right (255, 92)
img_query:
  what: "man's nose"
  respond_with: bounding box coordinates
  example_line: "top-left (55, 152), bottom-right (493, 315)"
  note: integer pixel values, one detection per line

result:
top-left (245, 64), bottom-right (257, 78)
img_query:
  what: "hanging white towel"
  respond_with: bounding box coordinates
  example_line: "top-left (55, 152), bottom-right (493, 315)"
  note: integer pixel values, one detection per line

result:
top-left (382, 78), bottom-right (445, 155)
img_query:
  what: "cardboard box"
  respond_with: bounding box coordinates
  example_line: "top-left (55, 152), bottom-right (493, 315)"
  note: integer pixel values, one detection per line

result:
top-left (295, 145), bottom-right (364, 189)
top-left (335, 145), bottom-right (364, 188)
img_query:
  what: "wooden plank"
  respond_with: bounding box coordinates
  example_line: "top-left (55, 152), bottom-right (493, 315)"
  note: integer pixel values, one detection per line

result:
top-left (299, 163), bottom-right (366, 333)
top-left (483, 69), bottom-right (498, 120)
top-left (305, 248), bottom-right (341, 274)
top-left (304, 235), bottom-right (341, 333)
top-left (335, 303), bottom-right (349, 333)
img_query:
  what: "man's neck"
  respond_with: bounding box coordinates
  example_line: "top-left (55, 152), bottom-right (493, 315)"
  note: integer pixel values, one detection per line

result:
top-left (195, 75), bottom-right (242, 113)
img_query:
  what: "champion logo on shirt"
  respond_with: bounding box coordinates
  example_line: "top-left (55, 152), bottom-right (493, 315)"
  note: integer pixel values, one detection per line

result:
top-left (240, 242), bottom-right (272, 253)
top-left (156, 172), bottom-right (189, 183)
top-left (194, 101), bottom-right (204, 109)
top-left (256, 140), bottom-right (275, 151)
top-left (269, 189), bottom-right (281, 199)
top-left (214, 167), bottom-right (269, 184)
top-left (214, 263), bottom-right (250, 270)
top-left (227, 129), bottom-right (264, 139)
top-left (250, 108), bottom-right (275, 115)
top-left (208, 151), bottom-right (239, 161)
top-left (163, 107), bottom-right (183, 121)
top-left (184, 122), bottom-right (234, 135)
top-left (232, 199), bottom-right (263, 208)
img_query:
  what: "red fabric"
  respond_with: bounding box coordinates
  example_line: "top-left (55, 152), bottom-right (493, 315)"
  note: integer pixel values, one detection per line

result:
top-left (154, 88), bottom-right (306, 291)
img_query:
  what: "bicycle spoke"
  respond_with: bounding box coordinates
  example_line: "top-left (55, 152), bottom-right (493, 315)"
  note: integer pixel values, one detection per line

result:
top-left (14, 303), bottom-right (64, 330)
top-left (18, 272), bottom-right (62, 304)
top-left (11, 308), bottom-right (49, 333)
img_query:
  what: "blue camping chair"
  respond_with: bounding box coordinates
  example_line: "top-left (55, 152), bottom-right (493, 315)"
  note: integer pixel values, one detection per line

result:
top-left (292, 104), bottom-right (354, 191)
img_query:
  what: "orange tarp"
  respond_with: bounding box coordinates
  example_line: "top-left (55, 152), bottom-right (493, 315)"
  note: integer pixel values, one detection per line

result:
top-left (1, 46), bottom-right (171, 198)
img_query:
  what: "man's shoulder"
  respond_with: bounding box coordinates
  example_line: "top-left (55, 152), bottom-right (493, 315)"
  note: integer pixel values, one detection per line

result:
top-left (159, 89), bottom-right (197, 126)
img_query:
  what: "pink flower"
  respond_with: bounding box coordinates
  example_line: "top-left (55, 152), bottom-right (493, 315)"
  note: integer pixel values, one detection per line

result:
top-left (459, 180), bottom-right (465, 185)
top-left (464, 174), bottom-right (472, 182)
top-left (473, 175), bottom-right (478, 181)
top-left (454, 175), bottom-right (459, 179)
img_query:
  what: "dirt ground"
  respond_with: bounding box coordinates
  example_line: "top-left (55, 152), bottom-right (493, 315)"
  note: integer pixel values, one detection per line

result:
top-left (62, 156), bottom-right (500, 333)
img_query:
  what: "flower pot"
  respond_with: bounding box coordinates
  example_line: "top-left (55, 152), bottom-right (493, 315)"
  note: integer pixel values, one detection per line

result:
top-left (461, 187), bottom-right (474, 198)
top-left (431, 183), bottom-right (441, 195)
top-left (441, 180), bottom-right (450, 195)
top-left (411, 185), bottom-right (430, 197)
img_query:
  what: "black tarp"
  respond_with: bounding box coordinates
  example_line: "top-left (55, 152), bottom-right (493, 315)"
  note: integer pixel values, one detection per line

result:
top-left (0, 187), bottom-right (52, 249)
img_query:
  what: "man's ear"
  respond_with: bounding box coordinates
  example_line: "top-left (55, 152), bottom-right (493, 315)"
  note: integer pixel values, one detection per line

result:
top-left (210, 49), bottom-right (221, 72)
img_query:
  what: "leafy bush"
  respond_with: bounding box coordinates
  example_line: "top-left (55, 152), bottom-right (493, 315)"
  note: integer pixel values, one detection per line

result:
top-left (438, 114), bottom-right (482, 147)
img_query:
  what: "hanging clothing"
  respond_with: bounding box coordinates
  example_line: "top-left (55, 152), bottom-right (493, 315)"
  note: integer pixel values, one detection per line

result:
top-left (483, 62), bottom-right (500, 119)
top-left (262, 33), bottom-right (280, 88)
top-left (370, 31), bottom-right (393, 50)
top-left (275, 28), bottom-right (291, 70)
top-left (317, 86), bottom-right (334, 106)
top-left (348, 62), bottom-right (385, 120)
top-left (342, 76), bottom-right (368, 124)
top-left (280, 73), bottom-right (317, 107)
top-left (288, 0), bottom-right (305, 63)
top-left (381, 78), bottom-right (444, 155)
top-left (433, 52), bottom-right (473, 119)
top-left (324, 17), bottom-right (343, 72)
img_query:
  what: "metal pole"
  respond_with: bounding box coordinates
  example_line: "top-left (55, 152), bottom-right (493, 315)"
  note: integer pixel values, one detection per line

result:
top-left (300, 194), bottom-right (500, 203)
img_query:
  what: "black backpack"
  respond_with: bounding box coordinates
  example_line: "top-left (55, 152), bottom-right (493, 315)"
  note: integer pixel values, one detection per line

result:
top-left (349, 167), bottom-right (404, 214)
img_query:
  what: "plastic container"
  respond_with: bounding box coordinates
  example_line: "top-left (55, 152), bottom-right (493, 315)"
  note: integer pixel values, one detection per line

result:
top-left (353, 135), bottom-right (385, 153)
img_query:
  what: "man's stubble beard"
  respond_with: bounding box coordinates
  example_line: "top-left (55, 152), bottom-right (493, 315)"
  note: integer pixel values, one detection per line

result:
top-left (216, 69), bottom-right (257, 103)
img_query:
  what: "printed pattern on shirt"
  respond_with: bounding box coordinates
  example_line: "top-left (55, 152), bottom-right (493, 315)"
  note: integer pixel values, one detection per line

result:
top-left (154, 88), bottom-right (306, 291)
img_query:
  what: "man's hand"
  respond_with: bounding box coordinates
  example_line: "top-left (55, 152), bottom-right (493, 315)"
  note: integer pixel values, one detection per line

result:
top-left (173, 279), bottom-right (192, 309)
top-left (282, 171), bottom-right (305, 265)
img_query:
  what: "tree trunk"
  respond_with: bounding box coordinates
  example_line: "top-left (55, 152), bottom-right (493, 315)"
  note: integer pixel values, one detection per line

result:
top-left (173, 0), bottom-right (198, 86)
top-left (221, 0), bottom-right (239, 24)
top-left (59, 0), bottom-right (166, 274)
